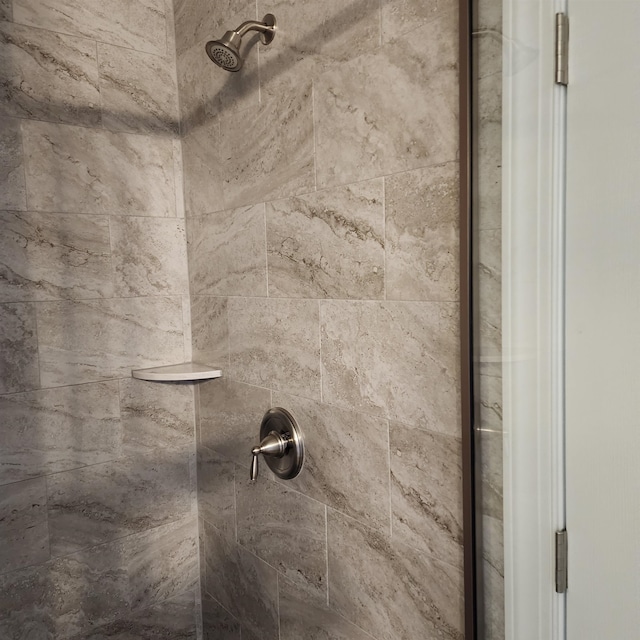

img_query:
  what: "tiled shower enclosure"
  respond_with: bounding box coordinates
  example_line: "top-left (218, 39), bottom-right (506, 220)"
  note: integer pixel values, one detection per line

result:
top-left (0, 0), bottom-right (464, 638)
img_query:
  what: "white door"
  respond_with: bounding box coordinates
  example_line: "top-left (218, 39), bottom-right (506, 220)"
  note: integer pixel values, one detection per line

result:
top-left (565, 1), bottom-right (640, 637)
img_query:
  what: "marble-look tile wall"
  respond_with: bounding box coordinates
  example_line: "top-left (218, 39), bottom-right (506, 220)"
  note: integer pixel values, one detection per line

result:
top-left (0, 1), bottom-right (199, 637)
top-left (177, 0), bottom-right (464, 637)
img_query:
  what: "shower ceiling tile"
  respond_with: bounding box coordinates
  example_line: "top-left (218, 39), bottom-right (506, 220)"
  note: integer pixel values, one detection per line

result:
top-left (0, 211), bottom-right (113, 303)
top-left (37, 297), bottom-right (185, 386)
top-left (320, 300), bottom-right (460, 436)
top-left (0, 23), bottom-right (100, 126)
top-left (227, 297), bottom-right (321, 401)
top-left (0, 477), bottom-right (49, 575)
top-left (190, 204), bottom-right (267, 297)
top-left (98, 43), bottom-right (180, 136)
top-left (315, 16), bottom-right (457, 188)
top-left (385, 162), bottom-right (459, 302)
top-left (110, 216), bottom-right (188, 297)
top-left (0, 302), bottom-right (39, 394)
top-left (12, 0), bottom-right (168, 56)
top-left (389, 421), bottom-right (463, 568)
top-left (271, 391), bottom-right (391, 533)
top-left (22, 120), bottom-right (177, 217)
top-left (266, 180), bottom-right (384, 299)
top-left (327, 509), bottom-right (464, 640)
top-left (0, 381), bottom-right (122, 486)
top-left (0, 116), bottom-right (27, 211)
top-left (257, 0), bottom-right (381, 102)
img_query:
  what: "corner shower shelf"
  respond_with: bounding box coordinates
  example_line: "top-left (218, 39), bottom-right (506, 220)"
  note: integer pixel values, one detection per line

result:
top-left (131, 362), bottom-right (222, 382)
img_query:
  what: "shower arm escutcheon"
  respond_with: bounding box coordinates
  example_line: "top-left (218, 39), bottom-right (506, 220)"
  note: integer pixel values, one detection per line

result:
top-left (250, 408), bottom-right (304, 482)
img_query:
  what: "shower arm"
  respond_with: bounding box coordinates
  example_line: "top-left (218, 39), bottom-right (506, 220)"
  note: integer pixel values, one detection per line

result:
top-left (234, 20), bottom-right (275, 38)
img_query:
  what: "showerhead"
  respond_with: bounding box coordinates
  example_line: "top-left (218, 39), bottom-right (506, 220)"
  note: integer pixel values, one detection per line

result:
top-left (206, 32), bottom-right (243, 71)
top-left (205, 14), bottom-right (276, 72)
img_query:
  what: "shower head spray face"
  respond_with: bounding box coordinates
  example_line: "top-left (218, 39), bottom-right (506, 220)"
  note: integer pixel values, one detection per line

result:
top-left (206, 30), bottom-right (243, 71)
top-left (205, 14), bottom-right (276, 72)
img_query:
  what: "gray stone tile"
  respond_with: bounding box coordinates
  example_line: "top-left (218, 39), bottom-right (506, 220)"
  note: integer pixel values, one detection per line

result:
top-left (110, 216), bottom-right (188, 297)
top-left (0, 381), bottom-right (122, 485)
top-left (327, 510), bottom-right (464, 640)
top-left (0, 302), bottom-right (39, 394)
top-left (119, 378), bottom-right (195, 456)
top-left (271, 392), bottom-right (390, 532)
top-left (190, 296), bottom-right (229, 368)
top-left (189, 205), bottom-right (267, 297)
top-left (390, 421), bottom-right (463, 567)
top-left (216, 84), bottom-right (314, 209)
top-left (177, 32), bottom-right (259, 133)
top-left (478, 372), bottom-right (502, 432)
top-left (257, 0), bottom-right (381, 101)
top-left (385, 163), bottom-right (459, 301)
top-left (22, 120), bottom-right (176, 217)
top-left (202, 593), bottom-right (241, 640)
top-left (236, 473), bottom-right (327, 598)
top-left (315, 16), bottom-right (457, 188)
top-left (37, 297), bottom-right (185, 386)
top-left (174, 0), bottom-right (254, 57)
top-left (0, 0), bottom-right (11, 21)
top-left (199, 378), bottom-right (271, 467)
top-left (203, 520), bottom-right (279, 640)
top-left (0, 116), bottom-right (27, 211)
top-left (279, 575), bottom-right (375, 640)
top-left (477, 229), bottom-right (501, 361)
top-left (126, 517), bottom-right (198, 611)
top-left (0, 22), bottom-right (100, 126)
top-left (381, 0), bottom-right (455, 42)
top-left (198, 446), bottom-right (235, 538)
top-left (0, 562), bottom-right (56, 638)
top-left (0, 478), bottom-right (49, 575)
top-left (47, 451), bottom-right (192, 556)
top-left (48, 537), bottom-right (130, 637)
top-left (228, 297), bottom-right (321, 400)
top-left (0, 211), bottom-right (113, 303)
top-left (76, 589), bottom-right (197, 639)
top-left (181, 117), bottom-right (226, 215)
top-left (13, 0), bottom-right (169, 56)
top-left (266, 180), bottom-right (384, 299)
top-left (321, 300), bottom-right (460, 435)
top-left (98, 43), bottom-right (180, 136)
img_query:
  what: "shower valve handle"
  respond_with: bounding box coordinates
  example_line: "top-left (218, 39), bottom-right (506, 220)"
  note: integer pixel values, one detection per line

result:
top-left (250, 430), bottom-right (288, 482)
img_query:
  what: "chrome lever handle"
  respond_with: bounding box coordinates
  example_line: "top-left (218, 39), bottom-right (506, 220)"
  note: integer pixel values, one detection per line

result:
top-left (250, 430), bottom-right (287, 482)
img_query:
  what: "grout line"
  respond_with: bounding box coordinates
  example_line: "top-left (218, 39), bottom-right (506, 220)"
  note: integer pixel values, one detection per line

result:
top-left (318, 300), bottom-right (324, 403)
top-left (276, 572), bottom-right (281, 640)
top-left (387, 419), bottom-right (393, 539)
top-left (325, 504), bottom-right (330, 606)
top-left (382, 176), bottom-right (387, 301)
top-left (311, 79), bottom-right (318, 192)
top-left (263, 202), bottom-right (270, 297)
top-left (31, 301), bottom-right (42, 391)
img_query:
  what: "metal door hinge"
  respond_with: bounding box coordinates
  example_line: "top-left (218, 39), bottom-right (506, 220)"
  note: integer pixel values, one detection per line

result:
top-left (555, 13), bottom-right (569, 85)
top-left (555, 530), bottom-right (568, 593)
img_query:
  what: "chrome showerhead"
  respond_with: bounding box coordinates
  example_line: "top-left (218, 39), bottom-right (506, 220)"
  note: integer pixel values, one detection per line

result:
top-left (205, 14), bottom-right (277, 72)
